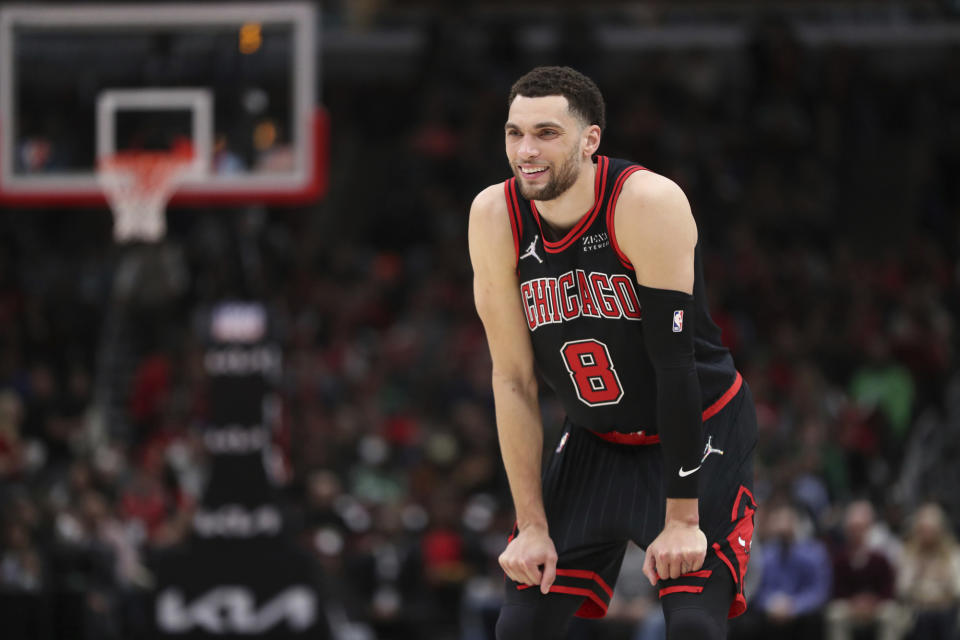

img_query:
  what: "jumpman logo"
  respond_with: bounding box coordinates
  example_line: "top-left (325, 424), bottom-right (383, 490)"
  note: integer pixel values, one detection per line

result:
top-left (519, 235), bottom-right (543, 264)
top-left (701, 436), bottom-right (724, 463)
top-left (678, 436), bottom-right (725, 478)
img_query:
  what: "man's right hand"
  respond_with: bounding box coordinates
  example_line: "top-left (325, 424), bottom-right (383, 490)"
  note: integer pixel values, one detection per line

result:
top-left (498, 523), bottom-right (558, 594)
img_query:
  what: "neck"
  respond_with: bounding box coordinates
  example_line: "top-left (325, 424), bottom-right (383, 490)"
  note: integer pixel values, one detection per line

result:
top-left (534, 159), bottom-right (597, 232)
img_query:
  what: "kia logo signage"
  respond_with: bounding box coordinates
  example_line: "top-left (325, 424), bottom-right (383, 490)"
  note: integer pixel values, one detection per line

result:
top-left (156, 585), bottom-right (317, 634)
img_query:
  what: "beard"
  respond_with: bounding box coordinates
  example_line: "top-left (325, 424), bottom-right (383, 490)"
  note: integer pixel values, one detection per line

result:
top-left (515, 145), bottom-right (582, 202)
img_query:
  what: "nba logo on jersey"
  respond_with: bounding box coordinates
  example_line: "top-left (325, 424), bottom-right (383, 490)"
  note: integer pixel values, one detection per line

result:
top-left (673, 310), bottom-right (684, 333)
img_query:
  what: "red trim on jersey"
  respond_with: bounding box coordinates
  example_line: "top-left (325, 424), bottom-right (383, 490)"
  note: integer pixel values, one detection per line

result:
top-left (515, 569), bottom-right (613, 598)
top-left (605, 165), bottom-right (647, 269)
top-left (589, 429), bottom-right (661, 445)
top-left (728, 487), bottom-right (756, 596)
top-left (509, 178), bottom-right (523, 238)
top-left (586, 372), bottom-right (742, 445)
top-left (714, 489), bottom-right (756, 619)
top-left (703, 371), bottom-right (743, 422)
top-left (731, 484), bottom-right (756, 522)
top-left (659, 585), bottom-right (704, 597)
top-left (731, 593), bottom-right (747, 618)
top-left (514, 567), bottom-right (613, 617)
top-left (713, 541), bottom-right (750, 617)
top-left (548, 586), bottom-right (608, 618)
top-left (504, 179), bottom-right (522, 268)
top-left (555, 568), bottom-right (614, 597)
top-left (655, 568), bottom-right (712, 599)
top-left (516, 585), bottom-right (607, 618)
top-left (654, 568), bottom-right (711, 581)
top-left (683, 569), bottom-right (713, 579)
top-left (713, 543), bottom-right (737, 584)
top-left (530, 156), bottom-right (609, 253)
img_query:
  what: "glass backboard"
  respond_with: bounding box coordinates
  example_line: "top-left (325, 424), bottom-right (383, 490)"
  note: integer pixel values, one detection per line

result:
top-left (0, 3), bottom-right (326, 206)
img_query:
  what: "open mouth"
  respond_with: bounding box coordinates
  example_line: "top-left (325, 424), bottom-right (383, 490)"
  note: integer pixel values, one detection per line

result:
top-left (519, 165), bottom-right (548, 180)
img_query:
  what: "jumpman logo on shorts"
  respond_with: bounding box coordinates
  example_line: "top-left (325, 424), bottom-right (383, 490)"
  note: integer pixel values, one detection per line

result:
top-left (520, 235), bottom-right (543, 264)
top-left (701, 436), bottom-right (724, 463)
top-left (678, 436), bottom-right (726, 478)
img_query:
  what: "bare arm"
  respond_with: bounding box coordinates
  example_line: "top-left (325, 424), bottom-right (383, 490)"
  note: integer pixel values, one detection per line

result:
top-left (468, 184), bottom-right (557, 592)
top-left (613, 171), bottom-right (706, 583)
top-left (615, 173), bottom-right (696, 295)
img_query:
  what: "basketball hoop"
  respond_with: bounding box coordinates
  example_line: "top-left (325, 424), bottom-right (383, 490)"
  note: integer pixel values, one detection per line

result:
top-left (97, 145), bottom-right (195, 244)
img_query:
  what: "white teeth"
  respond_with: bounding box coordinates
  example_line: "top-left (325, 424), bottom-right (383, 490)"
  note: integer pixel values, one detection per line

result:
top-left (521, 166), bottom-right (547, 174)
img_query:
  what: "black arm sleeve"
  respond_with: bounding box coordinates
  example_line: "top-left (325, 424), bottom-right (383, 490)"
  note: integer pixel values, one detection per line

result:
top-left (636, 284), bottom-right (703, 499)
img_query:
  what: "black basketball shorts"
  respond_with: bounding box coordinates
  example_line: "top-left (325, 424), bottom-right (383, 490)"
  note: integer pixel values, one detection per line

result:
top-left (504, 374), bottom-right (758, 619)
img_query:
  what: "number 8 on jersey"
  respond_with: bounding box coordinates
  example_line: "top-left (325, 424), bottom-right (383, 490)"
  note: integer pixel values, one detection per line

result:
top-left (560, 339), bottom-right (624, 407)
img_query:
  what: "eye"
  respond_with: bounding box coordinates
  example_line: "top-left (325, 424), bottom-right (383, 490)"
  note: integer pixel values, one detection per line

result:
top-left (539, 130), bottom-right (558, 138)
top-left (506, 130), bottom-right (521, 137)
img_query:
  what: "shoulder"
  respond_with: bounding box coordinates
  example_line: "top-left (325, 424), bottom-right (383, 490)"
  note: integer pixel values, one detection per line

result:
top-left (470, 182), bottom-right (510, 223)
top-left (468, 182), bottom-right (515, 268)
top-left (612, 169), bottom-right (697, 258)
top-left (616, 169), bottom-right (695, 230)
top-left (469, 182), bottom-right (512, 240)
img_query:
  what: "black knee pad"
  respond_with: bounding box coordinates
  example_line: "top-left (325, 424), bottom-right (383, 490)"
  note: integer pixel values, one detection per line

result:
top-left (496, 603), bottom-right (570, 640)
top-left (666, 606), bottom-right (725, 640)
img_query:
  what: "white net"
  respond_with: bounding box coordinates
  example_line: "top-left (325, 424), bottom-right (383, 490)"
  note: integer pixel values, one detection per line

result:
top-left (97, 150), bottom-right (193, 244)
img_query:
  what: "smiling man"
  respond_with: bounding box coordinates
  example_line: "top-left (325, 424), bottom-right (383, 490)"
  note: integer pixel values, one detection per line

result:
top-left (468, 66), bottom-right (759, 639)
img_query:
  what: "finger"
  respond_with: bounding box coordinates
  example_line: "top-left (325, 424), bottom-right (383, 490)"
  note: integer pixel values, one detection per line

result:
top-left (500, 554), bottom-right (526, 585)
top-left (521, 560), bottom-right (541, 587)
top-left (498, 555), bottom-right (516, 583)
top-left (680, 548), bottom-right (705, 574)
top-left (657, 553), bottom-right (674, 585)
top-left (540, 554), bottom-right (557, 594)
top-left (642, 550), bottom-right (657, 586)
top-left (506, 559), bottom-right (528, 585)
top-left (667, 553), bottom-right (683, 580)
top-left (687, 551), bottom-right (705, 573)
top-left (655, 553), bottom-right (672, 582)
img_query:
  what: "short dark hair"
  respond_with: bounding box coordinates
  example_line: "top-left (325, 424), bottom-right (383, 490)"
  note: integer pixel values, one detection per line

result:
top-left (508, 66), bottom-right (606, 132)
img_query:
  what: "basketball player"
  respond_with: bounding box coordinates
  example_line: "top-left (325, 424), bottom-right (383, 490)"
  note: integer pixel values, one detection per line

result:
top-left (468, 66), bottom-right (758, 639)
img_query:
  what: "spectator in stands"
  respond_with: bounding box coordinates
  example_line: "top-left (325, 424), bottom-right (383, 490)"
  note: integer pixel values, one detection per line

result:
top-left (733, 501), bottom-right (831, 640)
top-left (119, 467), bottom-right (171, 542)
top-left (895, 502), bottom-right (960, 640)
top-left (826, 499), bottom-right (899, 640)
top-left (420, 486), bottom-right (472, 639)
top-left (0, 519), bottom-right (43, 592)
top-left (849, 336), bottom-right (915, 450)
top-left (50, 489), bottom-right (122, 639)
top-left (0, 518), bottom-right (50, 639)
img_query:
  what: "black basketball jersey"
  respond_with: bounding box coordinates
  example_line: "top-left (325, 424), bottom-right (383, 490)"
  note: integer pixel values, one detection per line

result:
top-left (504, 156), bottom-right (738, 436)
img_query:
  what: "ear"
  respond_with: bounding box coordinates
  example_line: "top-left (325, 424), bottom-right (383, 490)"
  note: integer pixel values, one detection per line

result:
top-left (582, 124), bottom-right (601, 157)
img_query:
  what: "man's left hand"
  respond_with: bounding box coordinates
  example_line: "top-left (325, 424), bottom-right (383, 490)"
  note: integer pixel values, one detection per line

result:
top-left (642, 521), bottom-right (707, 585)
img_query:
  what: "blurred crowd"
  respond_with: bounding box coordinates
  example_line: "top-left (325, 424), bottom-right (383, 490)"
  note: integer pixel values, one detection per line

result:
top-left (1, 9), bottom-right (959, 640)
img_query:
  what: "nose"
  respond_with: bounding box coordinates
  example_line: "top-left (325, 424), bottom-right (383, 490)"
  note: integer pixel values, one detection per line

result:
top-left (518, 134), bottom-right (540, 160)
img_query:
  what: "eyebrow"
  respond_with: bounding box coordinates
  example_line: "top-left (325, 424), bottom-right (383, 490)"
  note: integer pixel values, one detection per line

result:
top-left (504, 121), bottom-right (566, 131)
